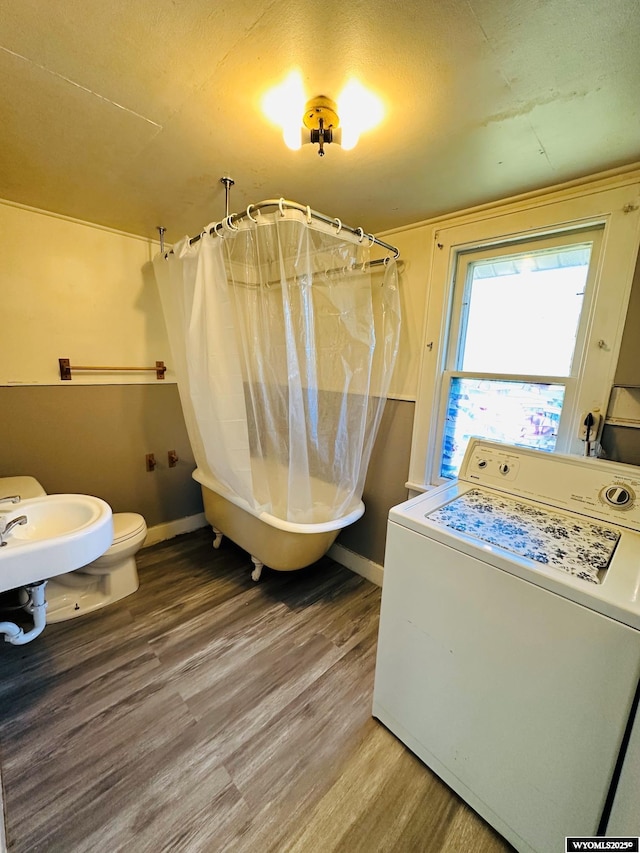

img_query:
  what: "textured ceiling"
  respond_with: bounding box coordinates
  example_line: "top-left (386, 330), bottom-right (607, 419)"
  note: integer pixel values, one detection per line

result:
top-left (1, 0), bottom-right (639, 242)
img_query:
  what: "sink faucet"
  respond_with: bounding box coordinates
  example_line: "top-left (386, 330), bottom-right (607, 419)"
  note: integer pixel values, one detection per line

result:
top-left (0, 495), bottom-right (21, 505)
top-left (0, 515), bottom-right (27, 546)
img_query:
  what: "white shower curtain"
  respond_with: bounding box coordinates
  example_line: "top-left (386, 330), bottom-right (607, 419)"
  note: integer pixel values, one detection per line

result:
top-left (153, 208), bottom-right (400, 524)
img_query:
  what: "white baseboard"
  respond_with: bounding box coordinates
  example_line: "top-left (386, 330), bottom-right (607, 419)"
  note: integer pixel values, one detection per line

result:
top-left (143, 512), bottom-right (208, 548)
top-left (328, 542), bottom-right (384, 587)
top-left (141, 516), bottom-right (385, 587)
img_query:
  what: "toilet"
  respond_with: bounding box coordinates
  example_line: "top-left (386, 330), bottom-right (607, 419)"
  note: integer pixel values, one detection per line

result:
top-left (0, 475), bottom-right (146, 623)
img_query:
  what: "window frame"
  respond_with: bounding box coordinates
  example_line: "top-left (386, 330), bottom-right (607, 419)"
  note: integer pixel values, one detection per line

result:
top-left (432, 227), bottom-right (602, 482)
top-left (407, 180), bottom-right (640, 492)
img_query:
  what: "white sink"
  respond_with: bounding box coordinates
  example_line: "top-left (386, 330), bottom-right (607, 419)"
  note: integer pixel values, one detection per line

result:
top-left (0, 494), bottom-right (113, 593)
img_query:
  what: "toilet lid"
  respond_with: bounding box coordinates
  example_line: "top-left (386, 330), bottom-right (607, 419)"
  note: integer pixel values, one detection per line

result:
top-left (0, 476), bottom-right (47, 499)
top-left (112, 512), bottom-right (147, 544)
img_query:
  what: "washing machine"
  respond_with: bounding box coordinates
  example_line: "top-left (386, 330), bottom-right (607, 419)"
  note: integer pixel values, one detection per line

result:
top-left (373, 439), bottom-right (640, 853)
top-left (606, 682), bottom-right (640, 835)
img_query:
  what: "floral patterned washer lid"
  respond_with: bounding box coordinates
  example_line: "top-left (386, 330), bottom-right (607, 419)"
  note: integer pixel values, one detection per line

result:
top-left (427, 489), bottom-right (620, 584)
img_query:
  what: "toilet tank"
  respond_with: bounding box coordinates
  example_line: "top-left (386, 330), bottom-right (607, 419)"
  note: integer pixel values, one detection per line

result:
top-left (0, 476), bottom-right (47, 499)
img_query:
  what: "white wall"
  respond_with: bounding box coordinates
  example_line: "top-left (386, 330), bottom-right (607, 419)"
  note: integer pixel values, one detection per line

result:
top-left (377, 225), bottom-right (431, 402)
top-left (0, 200), bottom-right (171, 386)
top-left (0, 199), bottom-right (426, 399)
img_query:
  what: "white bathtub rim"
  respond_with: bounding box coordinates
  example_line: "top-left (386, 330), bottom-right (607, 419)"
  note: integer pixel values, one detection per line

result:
top-left (192, 468), bottom-right (364, 533)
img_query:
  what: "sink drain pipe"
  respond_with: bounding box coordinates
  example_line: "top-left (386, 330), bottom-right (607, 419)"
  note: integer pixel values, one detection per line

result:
top-left (0, 581), bottom-right (47, 645)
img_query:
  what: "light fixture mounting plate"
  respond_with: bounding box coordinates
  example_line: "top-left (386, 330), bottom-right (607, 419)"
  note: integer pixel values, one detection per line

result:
top-left (303, 95), bottom-right (339, 130)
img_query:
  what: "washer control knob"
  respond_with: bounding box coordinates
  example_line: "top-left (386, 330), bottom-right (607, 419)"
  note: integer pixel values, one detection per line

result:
top-left (604, 486), bottom-right (633, 507)
top-left (477, 459), bottom-right (488, 469)
top-left (498, 463), bottom-right (510, 475)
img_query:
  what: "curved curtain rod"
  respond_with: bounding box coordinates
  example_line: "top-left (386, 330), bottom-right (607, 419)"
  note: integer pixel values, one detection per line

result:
top-left (164, 198), bottom-right (400, 261)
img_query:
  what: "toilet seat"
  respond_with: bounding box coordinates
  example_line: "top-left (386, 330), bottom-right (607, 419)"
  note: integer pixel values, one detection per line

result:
top-left (112, 513), bottom-right (146, 545)
top-left (79, 511), bottom-right (147, 572)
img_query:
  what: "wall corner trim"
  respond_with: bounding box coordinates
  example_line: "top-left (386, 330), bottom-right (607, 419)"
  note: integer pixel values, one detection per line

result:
top-left (328, 542), bottom-right (384, 587)
top-left (143, 513), bottom-right (208, 548)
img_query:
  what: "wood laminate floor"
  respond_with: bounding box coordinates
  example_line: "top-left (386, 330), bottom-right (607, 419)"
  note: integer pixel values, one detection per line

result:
top-left (0, 529), bottom-right (513, 852)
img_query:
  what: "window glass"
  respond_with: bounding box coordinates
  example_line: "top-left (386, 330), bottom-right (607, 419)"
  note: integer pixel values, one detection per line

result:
top-left (459, 244), bottom-right (592, 376)
top-left (440, 378), bottom-right (565, 479)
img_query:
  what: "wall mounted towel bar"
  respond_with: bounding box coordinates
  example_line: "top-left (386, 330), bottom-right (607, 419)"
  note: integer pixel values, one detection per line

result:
top-left (59, 358), bottom-right (166, 380)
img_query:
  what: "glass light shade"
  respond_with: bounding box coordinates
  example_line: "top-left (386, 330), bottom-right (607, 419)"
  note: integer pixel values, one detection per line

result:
top-left (339, 124), bottom-right (360, 150)
top-left (283, 122), bottom-right (302, 150)
top-left (337, 80), bottom-right (384, 143)
top-left (262, 71), bottom-right (306, 133)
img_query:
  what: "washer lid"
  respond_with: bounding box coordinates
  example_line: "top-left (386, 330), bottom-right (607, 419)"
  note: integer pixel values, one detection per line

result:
top-left (427, 489), bottom-right (619, 584)
top-left (112, 512), bottom-right (146, 543)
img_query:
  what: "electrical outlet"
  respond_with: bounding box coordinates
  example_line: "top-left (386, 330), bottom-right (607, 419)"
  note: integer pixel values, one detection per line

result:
top-left (578, 411), bottom-right (602, 440)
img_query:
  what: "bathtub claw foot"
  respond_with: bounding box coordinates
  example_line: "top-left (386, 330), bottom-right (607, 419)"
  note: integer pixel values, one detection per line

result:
top-left (212, 527), bottom-right (223, 549)
top-left (250, 556), bottom-right (263, 582)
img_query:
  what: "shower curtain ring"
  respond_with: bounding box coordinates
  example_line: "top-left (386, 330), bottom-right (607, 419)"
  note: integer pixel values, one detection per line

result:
top-left (306, 205), bottom-right (312, 224)
top-left (334, 218), bottom-right (342, 235)
top-left (367, 233), bottom-right (376, 247)
top-left (278, 198), bottom-right (286, 216)
top-left (246, 204), bottom-right (258, 223)
top-left (203, 221), bottom-right (216, 238)
top-left (356, 227), bottom-right (365, 242)
top-left (214, 221), bottom-right (226, 238)
top-left (224, 215), bottom-right (238, 232)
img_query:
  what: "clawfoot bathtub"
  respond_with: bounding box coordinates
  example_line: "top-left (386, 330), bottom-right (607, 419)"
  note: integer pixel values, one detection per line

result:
top-left (193, 468), bottom-right (364, 581)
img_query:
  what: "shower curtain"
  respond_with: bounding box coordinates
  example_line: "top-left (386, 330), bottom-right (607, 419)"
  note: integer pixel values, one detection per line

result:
top-left (153, 208), bottom-right (400, 524)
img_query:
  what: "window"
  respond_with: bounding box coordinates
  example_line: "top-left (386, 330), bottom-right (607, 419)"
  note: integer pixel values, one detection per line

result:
top-left (407, 179), bottom-right (640, 492)
top-left (437, 230), bottom-right (601, 479)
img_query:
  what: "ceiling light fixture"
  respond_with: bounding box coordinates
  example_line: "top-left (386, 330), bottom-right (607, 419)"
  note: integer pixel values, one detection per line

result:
top-left (262, 73), bottom-right (384, 157)
top-left (303, 95), bottom-right (340, 157)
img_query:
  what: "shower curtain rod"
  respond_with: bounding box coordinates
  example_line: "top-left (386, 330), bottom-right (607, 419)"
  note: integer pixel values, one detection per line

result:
top-left (164, 198), bottom-right (400, 263)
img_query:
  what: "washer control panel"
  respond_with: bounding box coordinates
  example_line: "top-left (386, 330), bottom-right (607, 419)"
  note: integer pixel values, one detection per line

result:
top-left (468, 448), bottom-right (520, 482)
top-left (460, 439), bottom-right (640, 531)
